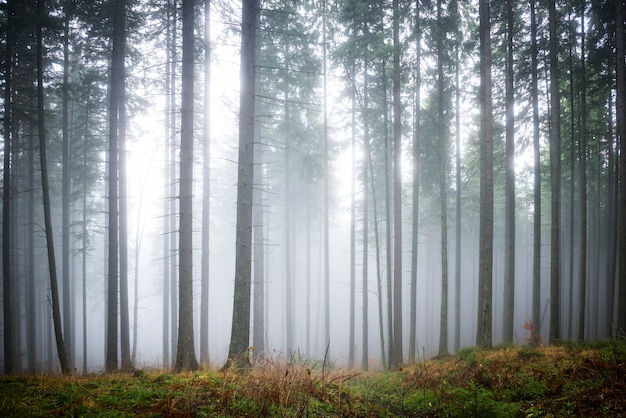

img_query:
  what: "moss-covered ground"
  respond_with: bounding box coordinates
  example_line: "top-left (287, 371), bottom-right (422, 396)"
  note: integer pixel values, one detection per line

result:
top-left (1, 340), bottom-right (625, 417)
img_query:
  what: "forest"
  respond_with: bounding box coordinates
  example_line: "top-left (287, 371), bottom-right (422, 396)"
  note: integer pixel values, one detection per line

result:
top-left (1, 0), bottom-right (625, 376)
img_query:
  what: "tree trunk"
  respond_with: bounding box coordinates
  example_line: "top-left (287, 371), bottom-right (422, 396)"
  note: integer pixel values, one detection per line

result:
top-left (3, 0), bottom-right (14, 375)
top-left (410, 4), bottom-right (421, 362)
top-left (349, 61), bottom-right (356, 370)
top-left (477, 0), bottom-right (494, 349)
top-left (284, 85), bottom-right (293, 355)
top-left (200, 0), bottom-right (211, 367)
top-left (362, 54), bottom-right (371, 371)
top-left (118, 22), bottom-right (132, 372)
top-left (322, 0), bottom-right (331, 354)
top-left (502, 0), bottom-right (516, 344)
top-left (615, 0), bottom-right (626, 336)
top-left (578, 6), bottom-right (588, 342)
top-left (454, 41), bottom-right (461, 353)
top-left (548, 0), bottom-right (562, 343)
top-left (226, 0), bottom-right (259, 366)
top-left (169, 0), bottom-right (179, 365)
top-left (174, 0), bottom-right (199, 372)
top-left (437, 0), bottom-right (449, 358)
top-left (37, 0), bottom-right (70, 375)
top-left (62, 5), bottom-right (72, 369)
top-left (252, 115), bottom-right (265, 357)
top-left (391, 0), bottom-right (403, 369)
top-left (530, 0), bottom-right (542, 341)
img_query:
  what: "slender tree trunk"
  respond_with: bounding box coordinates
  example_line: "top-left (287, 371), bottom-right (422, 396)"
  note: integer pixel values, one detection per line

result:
top-left (62, 6), bottom-right (72, 369)
top-left (118, 23), bottom-right (133, 372)
top-left (567, 15), bottom-right (576, 340)
top-left (37, 0), bottom-right (70, 374)
top-left (453, 41), bottom-right (461, 353)
top-left (284, 87), bottom-right (293, 355)
top-left (577, 5), bottom-right (588, 342)
top-left (175, 0), bottom-right (199, 372)
top-left (615, 0), bottom-right (626, 336)
top-left (106, 0), bottom-right (125, 373)
top-left (530, 0), bottom-right (542, 341)
top-left (436, 0), bottom-right (448, 357)
top-left (3, 0), bottom-right (14, 375)
top-left (349, 62), bottom-right (356, 370)
top-left (162, 0), bottom-right (172, 369)
top-left (169, 0), bottom-right (179, 364)
top-left (502, 0), bottom-right (516, 344)
top-left (391, 0), bottom-right (403, 368)
top-left (410, 4), bottom-right (421, 362)
top-left (322, 0), bottom-right (331, 353)
top-left (548, 0), bottom-right (562, 343)
top-left (226, 0), bottom-right (259, 365)
top-left (200, 0), bottom-right (211, 366)
top-left (379, 59), bottom-right (394, 369)
top-left (477, 0), bottom-right (493, 349)
top-left (252, 42), bottom-right (265, 357)
top-left (362, 54), bottom-right (371, 371)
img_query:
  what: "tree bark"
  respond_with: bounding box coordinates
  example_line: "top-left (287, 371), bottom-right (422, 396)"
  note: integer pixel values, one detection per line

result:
top-left (530, 0), bottom-right (542, 341)
top-left (615, 0), bottom-right (626, 336)
top-left (37, 0), bottom-right (70, 375)
top-left (174, 0), bottom-right (199, 372)
top-left (477, 0), bottom-right (493, 349)
top-left (437, 0), bottom-right (449, 358)
top-left (3, 0), bottom-right (14, 375)
top-left (548, 0), bottom-right (562, 343)
top-left (200, 0), bottom-right (211, 366)
top-left (502, 0), bottom-right (516, 344)
top-left (391, 0), bottom-right (403, 368)
top-left (226, 0), bottom-right (259, 366)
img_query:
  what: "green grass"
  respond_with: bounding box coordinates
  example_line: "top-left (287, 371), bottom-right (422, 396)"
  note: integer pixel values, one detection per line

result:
top-left (1, 341), bottom-right (626, 417)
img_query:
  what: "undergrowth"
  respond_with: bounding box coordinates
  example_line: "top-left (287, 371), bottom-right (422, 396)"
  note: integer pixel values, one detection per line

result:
top-left (1, 340), bottom-right (625, 417)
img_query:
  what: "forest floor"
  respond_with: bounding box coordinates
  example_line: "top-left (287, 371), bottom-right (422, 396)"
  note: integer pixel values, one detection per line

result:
top-left (1, 339), bottom-right (626, 417)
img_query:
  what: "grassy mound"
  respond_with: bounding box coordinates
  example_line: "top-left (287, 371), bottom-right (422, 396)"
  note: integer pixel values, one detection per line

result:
top-left (1, 340), bottom-right (625, 417)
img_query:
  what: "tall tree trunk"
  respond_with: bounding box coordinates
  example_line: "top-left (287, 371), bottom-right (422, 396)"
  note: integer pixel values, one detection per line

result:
top-left (175, 0), bottom-right (199, 372)
top-left (162, 0), bottom-right (172, 368)
top-left (118, 24), bottom-right (132, 372)
top-left (577, 5), bottom-right (588, 342)
top-left (106, 0), bottom-right (125, 373)
top-left (200, 0), bottom-right (211, 366)
top-left (169, 0), bottom-right (179, 364)
top-left (606, 94), bottom-right (618, 337)
top-left (62, 5), bottom-right (72, 369)
top-left (322, 0), bottom-right (331, 353)
top-left (349, 61), bottom-right (356, 370)
top-left (226, 0), bottom-right (259, 365)
top-left (391, 0), bottom-right (403, 369)
top-left (615, 0), bottom-right (626, 336)
top-left (252, 112), bottom-right (265, 357)
top-left (382, 59), bottom-right (394, 369)
top-left (362, 54), bottom-right (371, 371)
top-left (3, 0), bottom-right (14, 375)
top-left (477, 0), bottom-right (494, 349)
top-left (548, 0), bottom-right (562, 343)
top-left (453, 40), bottom-right (461, 353)
top-left (502, 0), bottom-right (516, 344)
top-left (566, 13), bottom-right (576, 340)
top-left (437, 0), bottom-right (449, 358)
top-left (284, 86), bottom-right (293, 355)
top-left (37, 0), bottom-right (70, 375)
top-left (530, 0), bottom-right (542, 341)
top-left (410, 19), bottom-right (421, 362)
top-left (410, 4), bottom-right (421, 362)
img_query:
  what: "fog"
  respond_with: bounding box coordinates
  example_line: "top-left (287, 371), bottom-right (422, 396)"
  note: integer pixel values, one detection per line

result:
top-left (1, 0), bottom-right (619, 374)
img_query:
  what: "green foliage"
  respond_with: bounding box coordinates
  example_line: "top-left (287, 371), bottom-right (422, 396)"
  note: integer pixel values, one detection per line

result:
top-left (2, 343), bottom-right (626, 416)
